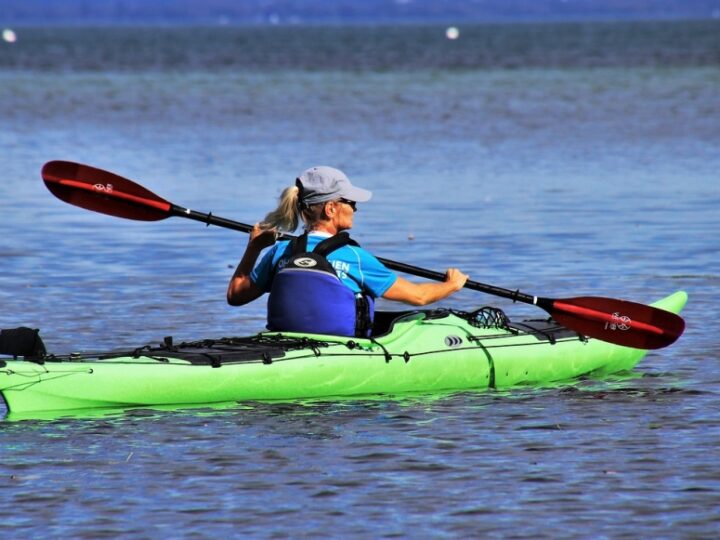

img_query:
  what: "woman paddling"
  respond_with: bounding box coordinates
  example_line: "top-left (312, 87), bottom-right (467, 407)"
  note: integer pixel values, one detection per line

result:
top-left (227, 166), bottom-right (468, 337)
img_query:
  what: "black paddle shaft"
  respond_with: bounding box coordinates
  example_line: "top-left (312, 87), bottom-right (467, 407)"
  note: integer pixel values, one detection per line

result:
top-left (171, 205), bottom-right (254, 234)
top-left (172, 204), bottom-right (537, 304)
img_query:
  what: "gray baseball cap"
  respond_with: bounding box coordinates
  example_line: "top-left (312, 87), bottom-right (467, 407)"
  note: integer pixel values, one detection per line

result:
top-left (296, 166), bottom-right (372, 206)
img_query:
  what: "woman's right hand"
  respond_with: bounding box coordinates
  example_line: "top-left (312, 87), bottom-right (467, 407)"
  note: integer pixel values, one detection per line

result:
top-left (228, 223), bottom-right (275, 306)
top-left (248, 223), bottom-right (278, 251)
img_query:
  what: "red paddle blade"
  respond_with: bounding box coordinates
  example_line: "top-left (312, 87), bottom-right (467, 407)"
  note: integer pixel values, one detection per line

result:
top-left (42, 160), bottom-right (172, 221)
top-left (549, 297), bottom-right (685, 350)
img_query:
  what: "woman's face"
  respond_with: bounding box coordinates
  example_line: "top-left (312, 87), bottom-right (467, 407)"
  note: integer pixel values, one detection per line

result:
top-left (328, 199), bottom-right (356, 231)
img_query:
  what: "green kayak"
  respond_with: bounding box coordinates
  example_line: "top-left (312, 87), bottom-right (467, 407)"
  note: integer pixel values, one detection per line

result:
top-left (0, 291), bottom-right (687, 414)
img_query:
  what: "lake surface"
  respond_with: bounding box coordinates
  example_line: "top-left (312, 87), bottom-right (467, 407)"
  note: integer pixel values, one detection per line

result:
top-left (1, 22), bottom-right (719, 537)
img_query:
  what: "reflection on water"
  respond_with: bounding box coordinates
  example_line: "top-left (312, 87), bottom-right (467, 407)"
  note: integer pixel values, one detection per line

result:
top-left (2, 383), bottom-right (718, 537)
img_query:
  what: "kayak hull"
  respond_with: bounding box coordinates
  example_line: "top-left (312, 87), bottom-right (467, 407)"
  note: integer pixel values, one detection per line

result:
top-left (0, 292), bottom-right (687, 414)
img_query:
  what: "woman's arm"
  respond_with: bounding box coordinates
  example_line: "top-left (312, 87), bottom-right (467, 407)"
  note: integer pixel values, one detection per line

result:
top-left (381, 268), bottom-right (468, 306)
top-left (226, 224), bottom-right (277, 306)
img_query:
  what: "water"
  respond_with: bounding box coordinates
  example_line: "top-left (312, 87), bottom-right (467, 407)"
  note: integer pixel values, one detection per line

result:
top-left (1, 22), bottom-right (719, 537)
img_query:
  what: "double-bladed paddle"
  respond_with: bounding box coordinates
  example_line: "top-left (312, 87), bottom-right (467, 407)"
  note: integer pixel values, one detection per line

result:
top-left (41, 160), bottom-right (685, 350)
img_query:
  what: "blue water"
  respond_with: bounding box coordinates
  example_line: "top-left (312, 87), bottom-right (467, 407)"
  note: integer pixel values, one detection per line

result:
top-left (1, 23), bottom-right (719, 537)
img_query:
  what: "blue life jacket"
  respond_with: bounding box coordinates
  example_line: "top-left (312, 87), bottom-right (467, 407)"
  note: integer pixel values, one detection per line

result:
top-left (267, 232), bottom-right (374, 337)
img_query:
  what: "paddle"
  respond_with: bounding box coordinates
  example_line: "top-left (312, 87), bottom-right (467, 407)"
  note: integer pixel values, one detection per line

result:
top-left (41, 160), bottom-right (685, 350)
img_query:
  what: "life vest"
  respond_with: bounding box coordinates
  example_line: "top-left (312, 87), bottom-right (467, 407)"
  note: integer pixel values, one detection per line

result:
top-left (266, 232), bottom-right (374, 337)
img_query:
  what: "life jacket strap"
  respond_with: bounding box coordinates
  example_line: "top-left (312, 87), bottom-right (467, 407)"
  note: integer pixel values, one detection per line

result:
top-left (289, 231), bottom-right (359, 259)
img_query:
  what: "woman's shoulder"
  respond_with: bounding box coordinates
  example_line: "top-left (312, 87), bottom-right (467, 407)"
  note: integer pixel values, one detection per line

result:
top-left (338, 241), bottom-right (383, 264)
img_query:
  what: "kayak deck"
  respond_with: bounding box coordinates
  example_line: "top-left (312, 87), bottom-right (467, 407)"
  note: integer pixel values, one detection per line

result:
top-left (0, 291), bottom-right (688, 414)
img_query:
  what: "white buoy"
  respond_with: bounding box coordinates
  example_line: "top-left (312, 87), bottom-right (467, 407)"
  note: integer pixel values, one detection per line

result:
top-left (446, 27), bottom-right (460, 40)
top-left (2, 29), bottom-right (17, 43)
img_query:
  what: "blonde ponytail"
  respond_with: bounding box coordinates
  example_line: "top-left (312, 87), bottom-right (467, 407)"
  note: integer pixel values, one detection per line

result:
top-left (260, 185), bottom-right (300, 232)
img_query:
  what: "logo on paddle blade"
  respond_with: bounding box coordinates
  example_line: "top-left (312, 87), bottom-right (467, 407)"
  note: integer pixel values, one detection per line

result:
top-left (93, 183), bottom-right (114, 193)
top-left (294, 257), bottom-right (318, 268)
top-left (605, 312), bottom-right (631, 331)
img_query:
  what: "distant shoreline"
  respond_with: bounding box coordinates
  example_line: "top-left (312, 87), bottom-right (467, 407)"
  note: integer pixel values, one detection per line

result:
top-left (2, 0), bottom-right (720, 27)
top-left (3, 15), bottom-right (720, 28)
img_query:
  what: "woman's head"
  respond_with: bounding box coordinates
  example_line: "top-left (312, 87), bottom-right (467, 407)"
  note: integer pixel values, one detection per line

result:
top-left (295, 166), bottom-right (371, 208)
top-left (262, 166), bottom-right (371, 233)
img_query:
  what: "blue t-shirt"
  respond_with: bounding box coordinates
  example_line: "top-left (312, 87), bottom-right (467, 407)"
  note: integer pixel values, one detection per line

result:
top-left (251, 232), bottom-right (397, 298)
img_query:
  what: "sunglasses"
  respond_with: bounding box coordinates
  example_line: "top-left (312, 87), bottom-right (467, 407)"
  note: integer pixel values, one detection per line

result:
top-left (338, 198), bottom-right (357, 212)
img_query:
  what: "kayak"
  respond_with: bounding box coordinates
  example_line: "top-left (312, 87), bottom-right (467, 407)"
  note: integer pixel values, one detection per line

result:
top-left (0, 291), bottom-right (687, 414)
